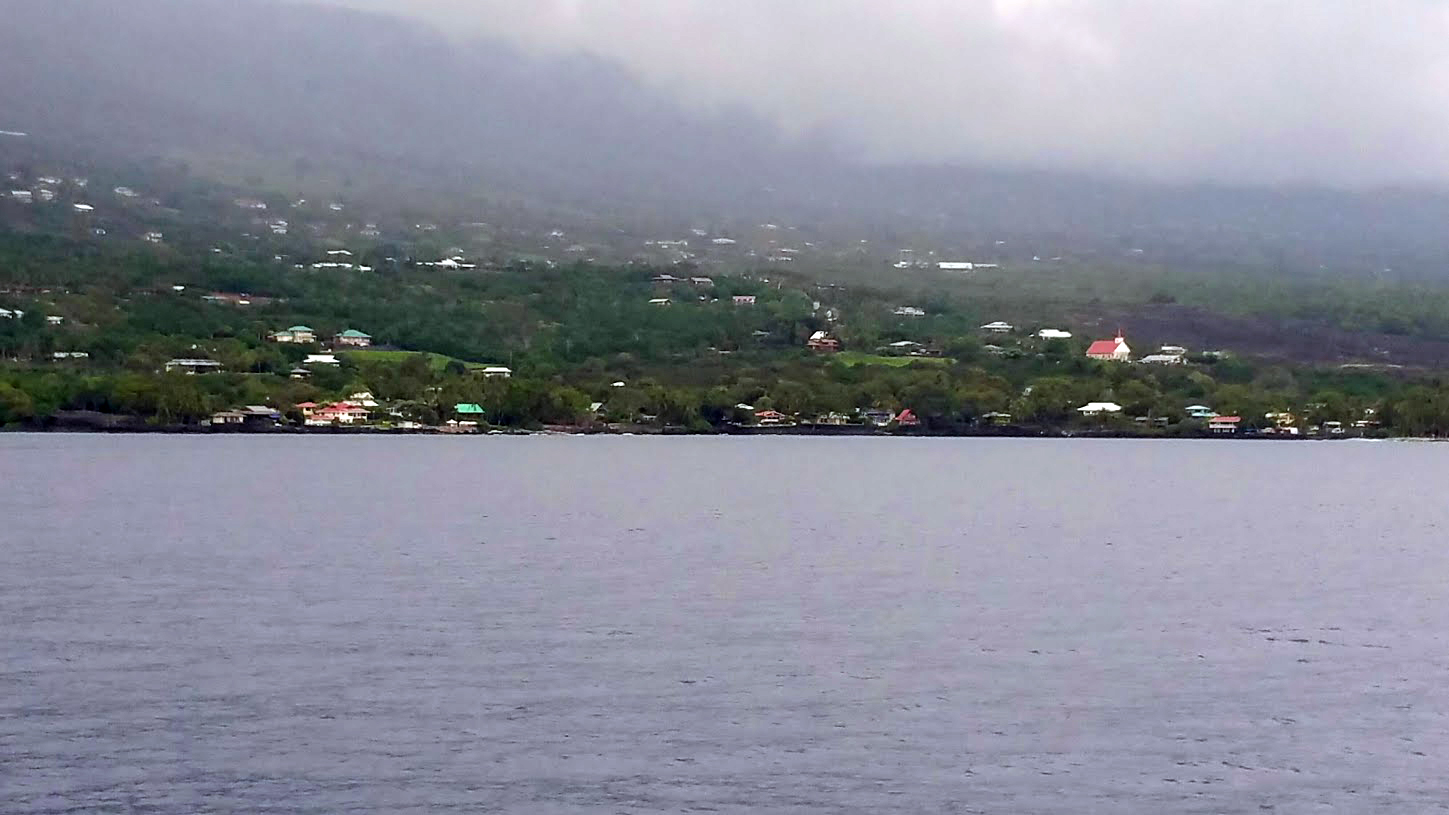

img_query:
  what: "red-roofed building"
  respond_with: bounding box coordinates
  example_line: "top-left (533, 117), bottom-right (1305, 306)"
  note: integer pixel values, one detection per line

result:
top-left (1086, 331), bottom-right (1132, 361)
top-left (754, 409), bottom-right (791, 426)
top-left (1208, 415), bottom-right (1242, 434)
top-left (895, 409), bottom-right (920, 427)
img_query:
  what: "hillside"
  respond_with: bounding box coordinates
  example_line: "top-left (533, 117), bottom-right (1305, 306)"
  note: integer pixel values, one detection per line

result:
top-left (7, 0), bottom-right (1449, 278)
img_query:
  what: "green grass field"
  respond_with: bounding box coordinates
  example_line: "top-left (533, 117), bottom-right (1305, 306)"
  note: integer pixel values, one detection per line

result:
top-left (833, 351), bottom-right (952, 368)
top-left (342, 350), bottom-right (488, 371)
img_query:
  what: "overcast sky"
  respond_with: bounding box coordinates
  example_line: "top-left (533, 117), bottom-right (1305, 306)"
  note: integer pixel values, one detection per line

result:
top-left (310, 0), bottom-right (1449, 186)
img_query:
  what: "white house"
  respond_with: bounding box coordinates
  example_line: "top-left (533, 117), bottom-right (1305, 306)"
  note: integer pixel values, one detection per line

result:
top-left (1078, 402), bottom-right (1124, 416)
top-left (482, 366), bottom-right (512, 379)
top-left (980, 321), bottom-right (1014, 333)
top-left (1037, 328), bottom-right (1073, 340)
top-left (1139, 354), bottom-right (1184, 365)
top-left (893, 306), bottom-right (927, 317)
top-left (938, 261), bottom-right (975, 272)
top-left (165, 358), bottom-right (223, 374)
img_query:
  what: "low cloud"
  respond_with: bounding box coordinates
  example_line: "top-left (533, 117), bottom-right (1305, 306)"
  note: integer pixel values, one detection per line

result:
top-left (310, 0), bottom-right (1449, 186)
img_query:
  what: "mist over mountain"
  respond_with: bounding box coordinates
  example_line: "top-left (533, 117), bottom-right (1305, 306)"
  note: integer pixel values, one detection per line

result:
top-left (6, 0), bottom-right (1449, 275)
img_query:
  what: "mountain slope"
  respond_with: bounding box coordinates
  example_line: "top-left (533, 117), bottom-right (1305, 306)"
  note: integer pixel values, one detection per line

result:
top-left (6, 0), bottom-right (1449, 276)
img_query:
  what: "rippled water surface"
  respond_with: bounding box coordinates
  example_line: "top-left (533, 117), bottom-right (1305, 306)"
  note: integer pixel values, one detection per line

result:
top-left (4, 434), bottom-right (1449, 813)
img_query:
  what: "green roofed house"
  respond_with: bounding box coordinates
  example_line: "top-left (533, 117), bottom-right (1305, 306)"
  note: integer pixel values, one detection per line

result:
top-left (333, 328), bottom-right (373, 347)
top-left (269, 325), bottom-right (316, 344)
top-left (455, 403), bottom-right (486, 417)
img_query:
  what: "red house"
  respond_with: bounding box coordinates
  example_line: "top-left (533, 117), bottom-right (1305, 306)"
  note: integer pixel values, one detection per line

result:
top-left (895, 409), bottom-right (921, 427)
top-left (807, 330), bottom-right (840, 353)
top-left (1208, 415), bottom-right (1242, 434)
top-left (1086, 332), bottom-right (1132, 361)
top-left (754, 409), bottom-right (791, 425)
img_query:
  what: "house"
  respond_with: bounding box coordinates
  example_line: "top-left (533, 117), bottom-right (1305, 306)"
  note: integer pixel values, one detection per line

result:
top-left (73, 203), bottom-right (94, 213)
top-left (270, 325), bottom-right (317, 343)
top-left (814, 412), bottom-right (851, 425)
top-left (288, 367), bottom-right (312, 380)
top-left (980, 321), bottom-right (1013, 333)
top-left (51, 351), bottom-right (89, 360)
top-left (0, 307), bottom-right (21, 319)
top-left (1159, 345), bottom-right (1188, 356)
top-left (980, 411), bottom-right (1013, 426)
top-left (165, 358), bottom-right (223, 374)
top-left (754, 409), bottom-right (791, 425)
top-left (303, 353), bottom-right (340, 366)
top-left (348, 392), bottom-right (379, 408)
top-left (885, 340), bottom-right (922, 353)
top-left (652, 273), bottom-right (679, 283)
top-left (1185, 405), bottom-right (1218, 420)
top-left (9, 190), bottom-right (32, 203)
top-left (1077, 402), bottom-right (1124, 416)
top-left (1139, 354), bottom-right (1184, 365)
top-left (203, 292), bottom-right (268, 306)
top-left (1208, 416), bottom-right (1242, 434)
top-left (455, 403), bottom-right (486, 420)
top-left (1086, 332), bottom-right (1132, 361)
top-left (893, 306), bottom-right (926, 317)
top-left (895, 409), bottom-right (921, 427)
top-left (807, 330), bottom-right (841, 353)
top-left (210, 410), bottom-right (245, 426)
top-left (45, 315), bottom-right (63, 325)
top-left (861, 408), bottom-right (895, 427)
top-left (732, 295), bottom-right (757, 306)
top-left (1036, 328), bottom-right (1072, 340)
top-left (690, 276), bottom-right (715, 287)
top-left (938, 261), bottom-right (975, 272)
top-left (482, 366), bottom-right (513, 379)
top-left (213, 405), bottom-right (280, 428)
top-left (982, 344), bottom-right (1006, 356)
top-left (143, 232), bottom-right (164, 244)
top-left (333, 329), bottom-right (372, 347)
top-left (648, 298), bottom-right (672, 306)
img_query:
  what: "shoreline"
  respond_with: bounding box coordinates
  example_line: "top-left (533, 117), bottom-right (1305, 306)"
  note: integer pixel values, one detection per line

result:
top-left (2, 416), bottom-right (1404, 441)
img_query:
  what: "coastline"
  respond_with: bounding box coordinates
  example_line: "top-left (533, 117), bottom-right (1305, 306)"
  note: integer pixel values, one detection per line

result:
top-left (1, 412), bottom-right (1403, 440)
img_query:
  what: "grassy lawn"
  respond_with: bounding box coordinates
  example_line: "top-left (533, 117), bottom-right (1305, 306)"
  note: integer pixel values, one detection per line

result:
top-left (833, 351), bottom-right (952, 368)
top-left (343, 349), bottom-right (489, 371)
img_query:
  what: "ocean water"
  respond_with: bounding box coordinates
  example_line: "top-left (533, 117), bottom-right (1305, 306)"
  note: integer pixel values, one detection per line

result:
top-left (3, 434), bottom-right (1449, 813)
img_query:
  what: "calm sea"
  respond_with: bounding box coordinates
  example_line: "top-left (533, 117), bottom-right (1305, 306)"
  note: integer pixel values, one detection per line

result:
top-left (3, 435), bottom-right (1449, 813)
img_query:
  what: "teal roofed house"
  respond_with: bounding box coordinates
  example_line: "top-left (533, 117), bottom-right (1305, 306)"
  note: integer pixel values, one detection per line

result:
top-left (269, 325), bottom-right (316, 344)
top-left (455, 403), bottom-right (485, 416)
top-left (333, 328), bottom-right (373, 347)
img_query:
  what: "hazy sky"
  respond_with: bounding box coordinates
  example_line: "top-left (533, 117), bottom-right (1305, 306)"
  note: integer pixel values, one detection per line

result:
top-left (311, 0), bottom-right (1449, 186)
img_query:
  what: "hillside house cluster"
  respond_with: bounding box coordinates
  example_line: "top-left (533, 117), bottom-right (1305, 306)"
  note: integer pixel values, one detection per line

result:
top-left (299, 397), bottom-right (374, 426)
top-left (269, 325), bottom-right (372, 348)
